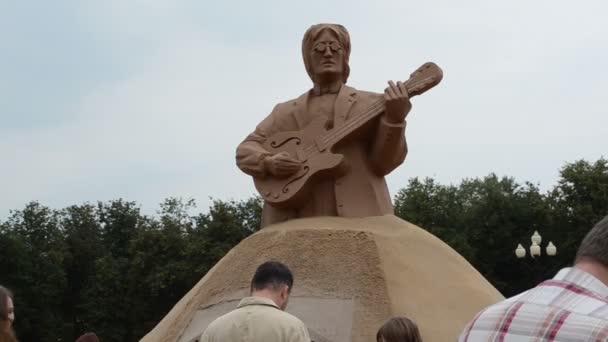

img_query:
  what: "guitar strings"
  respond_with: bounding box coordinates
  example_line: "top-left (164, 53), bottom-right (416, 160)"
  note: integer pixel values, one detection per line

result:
top-left (318, 76), bottom-right (433, 149)
top-left (298, 76), bottom-right (434, 159)
top-left (300, 99), bottom-right (384, 159)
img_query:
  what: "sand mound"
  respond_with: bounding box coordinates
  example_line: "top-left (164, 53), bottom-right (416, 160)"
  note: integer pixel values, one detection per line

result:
top-left (141, 215), bottom-right (503, 342)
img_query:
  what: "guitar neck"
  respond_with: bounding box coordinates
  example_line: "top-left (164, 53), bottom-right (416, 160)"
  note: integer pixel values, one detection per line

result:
top-left (320, 76), bottom-right (429, 149)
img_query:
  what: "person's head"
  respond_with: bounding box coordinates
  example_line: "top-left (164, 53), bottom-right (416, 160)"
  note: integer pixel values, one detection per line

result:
top-left (575, 215), bottom-right (608, 268)
top-left (250, 261), bottom-right (294, 310)
top-left (302, 23), bottom-right (351, 85)
top-left (0, 286), bottom-right (15, 331)
top-left (376, 316), bottom-right (422, 342)
top-left (76, 332), bottom-right (100, 342)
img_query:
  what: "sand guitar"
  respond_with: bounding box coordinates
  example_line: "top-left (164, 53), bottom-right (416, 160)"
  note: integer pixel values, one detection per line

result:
top-left (255, 62), bottom-right (443, 208)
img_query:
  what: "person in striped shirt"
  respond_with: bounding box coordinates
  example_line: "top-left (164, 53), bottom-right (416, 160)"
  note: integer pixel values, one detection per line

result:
top-left (459, 215), bottom-right (608, 341)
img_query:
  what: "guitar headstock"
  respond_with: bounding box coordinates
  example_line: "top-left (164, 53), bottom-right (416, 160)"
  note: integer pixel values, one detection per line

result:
top-left (404, 62), bottom-right (443, 97)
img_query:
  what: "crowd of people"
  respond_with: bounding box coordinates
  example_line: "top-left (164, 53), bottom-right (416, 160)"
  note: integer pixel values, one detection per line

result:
top-left (3, 215), bottom-right (608, 341)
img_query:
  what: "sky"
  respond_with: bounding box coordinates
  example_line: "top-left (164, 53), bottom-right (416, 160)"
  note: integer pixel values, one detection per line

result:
top-left (1, 0), bottom-right (606, 218)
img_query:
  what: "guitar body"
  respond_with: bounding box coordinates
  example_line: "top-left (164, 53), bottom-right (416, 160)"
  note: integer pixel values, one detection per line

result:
top-left (254, 117), bottom-right (346, 208)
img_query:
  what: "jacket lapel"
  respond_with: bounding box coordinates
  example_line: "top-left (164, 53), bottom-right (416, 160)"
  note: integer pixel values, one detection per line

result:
top-left (292, 91), bottom-right (310, 129)
top-left (291, 86), bottom-right (358, 129)
top-left (333, 85), bottom-right (357, 127)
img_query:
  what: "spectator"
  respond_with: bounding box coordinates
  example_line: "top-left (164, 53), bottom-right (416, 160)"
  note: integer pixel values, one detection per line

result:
top-left (377, 316), bottom-right (422, 342)
top-left (459, 215), bottom-right (608, 341)
top-left (199, 261), bottom-right (310, 342)
top-left (76, 332), bottom-right (100, 342)
top-left (0, 285), bottom-right (17, 342)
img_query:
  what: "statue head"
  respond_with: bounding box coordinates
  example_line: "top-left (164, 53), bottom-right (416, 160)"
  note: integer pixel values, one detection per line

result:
top-left (302, 23), bottom-right (351, 84)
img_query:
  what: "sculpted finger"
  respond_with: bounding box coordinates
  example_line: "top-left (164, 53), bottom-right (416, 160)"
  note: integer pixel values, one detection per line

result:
top-left (398, 81), bottom-right (409, 99)
top-left (279, 161), bottom-right (300, 169)
top-left (276, 154), bottom-right (296, 162)
top-left (277, 163), bottom-right (296, 171)
top-left (393, 81), bottom-right (403, 97)
top-left (276, 166), bottom-right (293, 173)
top-left (386, 81), bottom-right (398, 99)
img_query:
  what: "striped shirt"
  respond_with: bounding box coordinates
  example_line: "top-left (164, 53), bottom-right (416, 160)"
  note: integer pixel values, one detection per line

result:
top-left (459, 267), bottom-right (608, 342)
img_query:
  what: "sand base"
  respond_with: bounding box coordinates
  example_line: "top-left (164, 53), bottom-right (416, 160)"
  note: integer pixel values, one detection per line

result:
top-left (141, 215), bottom-right (503, 342)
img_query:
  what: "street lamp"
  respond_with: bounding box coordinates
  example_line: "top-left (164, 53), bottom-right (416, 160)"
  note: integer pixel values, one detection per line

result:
top-left (515, 231), bottom-right (557, 259)
top-left (546, 242), bottom-right (557, 256)
top-left (515, 244), bottom-right (526, 258)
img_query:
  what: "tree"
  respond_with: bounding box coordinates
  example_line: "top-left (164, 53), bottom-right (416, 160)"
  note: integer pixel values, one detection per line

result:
top-left (394, 175), bottom-right (553, 296)
top-left (547, 158), bottom-right (608, 272)
top-left (61, 204), bottom-right (104, 340)
top-left (1, 202), bottom-right (67, 341)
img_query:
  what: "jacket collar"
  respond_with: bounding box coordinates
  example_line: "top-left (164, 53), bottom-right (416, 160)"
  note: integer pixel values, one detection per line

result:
top-left (237, 296), bottom-right (280, 309)
top-left (292, 85), bottom-right (358, 129)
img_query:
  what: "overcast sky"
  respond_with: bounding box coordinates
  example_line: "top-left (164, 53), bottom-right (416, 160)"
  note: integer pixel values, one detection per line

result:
top-left (1, 0), bottom-right (606, 218)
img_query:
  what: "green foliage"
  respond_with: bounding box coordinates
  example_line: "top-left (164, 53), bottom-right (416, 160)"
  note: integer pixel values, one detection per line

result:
top-left (393, 159), bottom-right (608, 296)
top-left (0, 158), bottom-right (606, 340)
top-left (0, 197), bottom-right (262, 342)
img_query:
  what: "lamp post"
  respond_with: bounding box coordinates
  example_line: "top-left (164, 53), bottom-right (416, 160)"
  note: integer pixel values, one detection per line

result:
top-left (515, 231), bottom-right (557, 286)
top-left (514, 230), bottom-right (557, 259)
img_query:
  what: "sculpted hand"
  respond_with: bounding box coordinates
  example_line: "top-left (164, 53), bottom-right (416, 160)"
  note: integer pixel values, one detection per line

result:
top-left (264, 152), bottom-right (301, 177)
top-left (384, 80), bottom-right (412, 123)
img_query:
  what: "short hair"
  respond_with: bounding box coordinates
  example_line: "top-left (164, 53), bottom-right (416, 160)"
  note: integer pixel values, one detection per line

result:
top-left (302, 23), bottom-right (351, 83)
top-left (0, 285), bottom-right (13, 322)
top-left (376, 316), bottom-right (423, 342)
top-left (576, 215), bottom-right (608, 266)
top-left (250, 261), bottom-right (294, 293)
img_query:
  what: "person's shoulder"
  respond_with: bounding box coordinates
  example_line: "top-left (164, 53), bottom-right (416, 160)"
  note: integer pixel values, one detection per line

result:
top-left (470, 291), bottom-right (528, 321)
top-left (204, 308), bottom-right (241, 332)
top-left (272, 308), bottom-right (308, 328)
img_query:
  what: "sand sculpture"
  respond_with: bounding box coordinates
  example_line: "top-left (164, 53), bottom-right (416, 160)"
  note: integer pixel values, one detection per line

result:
top-left (142, 24), bottom-right (503, 342)
top-left (236, 24), bottom-right (441, 227)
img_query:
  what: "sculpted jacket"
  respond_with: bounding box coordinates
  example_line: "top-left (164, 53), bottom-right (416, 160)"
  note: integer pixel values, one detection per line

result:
top-left (236, 84), bottom-right (407, 227)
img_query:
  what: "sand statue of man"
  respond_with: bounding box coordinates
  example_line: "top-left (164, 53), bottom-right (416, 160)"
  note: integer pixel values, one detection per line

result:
top-left (236, 23), bottom-right (439, 227)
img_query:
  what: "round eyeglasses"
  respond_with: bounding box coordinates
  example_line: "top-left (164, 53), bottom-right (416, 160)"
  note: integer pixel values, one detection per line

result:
top-left (313, 41), bottom-right (342, 53)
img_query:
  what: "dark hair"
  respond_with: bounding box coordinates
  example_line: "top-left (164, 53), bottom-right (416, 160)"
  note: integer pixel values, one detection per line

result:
top-left (576, 215), bottom-right (608, 266)
top-left (76, 332), bottom-right (100, 342)
top-left (250, 261), bottom-right (294, 293)
top-left (0, 286), bottom-right (13, 322)
top-left (376, 316), bottom-right (423, 342)
top-left (302, 23), bottom-right (351, 83)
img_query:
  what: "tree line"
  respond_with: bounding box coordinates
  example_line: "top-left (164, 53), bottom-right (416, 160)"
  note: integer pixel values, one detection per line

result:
top-left (0, 158), bottom-right (607, 342)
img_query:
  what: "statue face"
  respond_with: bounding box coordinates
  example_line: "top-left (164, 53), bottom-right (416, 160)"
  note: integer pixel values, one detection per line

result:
top-left (309, 29), bottom-right (344, 82)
